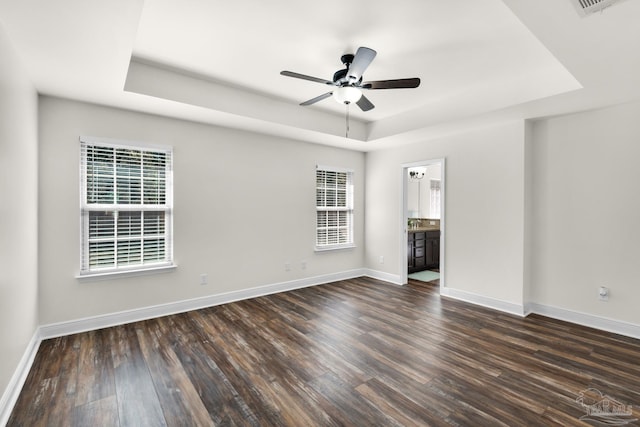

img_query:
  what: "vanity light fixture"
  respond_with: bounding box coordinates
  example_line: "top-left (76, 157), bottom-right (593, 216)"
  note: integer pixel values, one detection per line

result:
top-left (409, 170), bottom-right (425, 180)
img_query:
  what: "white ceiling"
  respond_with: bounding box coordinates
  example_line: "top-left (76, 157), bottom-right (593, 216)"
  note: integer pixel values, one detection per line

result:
top-left (1, 0), bottom-right (639, 151)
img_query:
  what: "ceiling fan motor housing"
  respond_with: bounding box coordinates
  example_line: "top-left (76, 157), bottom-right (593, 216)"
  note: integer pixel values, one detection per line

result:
top-left (341, 54), bottom-right (354, 66)
top-left (333, 68), bottom-right (362, 85)
top-left (333, 53), bottom-right (366, 85)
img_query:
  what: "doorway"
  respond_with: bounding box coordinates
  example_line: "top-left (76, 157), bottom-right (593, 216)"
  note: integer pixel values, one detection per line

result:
top-left (401, 159), bottom-right (445, 290)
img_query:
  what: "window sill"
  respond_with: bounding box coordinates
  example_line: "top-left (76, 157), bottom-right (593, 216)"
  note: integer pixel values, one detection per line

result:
top-left (76, 264), bottom-right (177, 282)
top-left (314, 244), bottom-right (356, 252)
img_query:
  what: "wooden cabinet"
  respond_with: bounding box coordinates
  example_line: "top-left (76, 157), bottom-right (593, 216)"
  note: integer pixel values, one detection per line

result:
top-left (424, 230), bottom-right (440, 268)
top-left (408, 230), bottom-right (440, 273)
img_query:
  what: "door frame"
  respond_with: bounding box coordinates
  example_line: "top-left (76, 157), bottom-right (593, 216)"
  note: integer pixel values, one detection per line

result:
top-left (400, 158), bottom-right (446, 291)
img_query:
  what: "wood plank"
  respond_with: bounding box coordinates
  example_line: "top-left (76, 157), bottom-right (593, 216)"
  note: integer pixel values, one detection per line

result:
top-left (135, 319), bottom-right (214, 426)
top-left (178, 310), bottom-right (269, 425)
top-left (356, 378), bottom-right (450, 427)
top-left (109, 324), bottom-right (167, 427)
top-left (7, 335), bottom-right (80, 427)
top-left (308, 371), bottom-right (402, 426)
top-left (72, 395), bottom-right (120, 427)
top-left (75, 329), bottom-right (115, 407)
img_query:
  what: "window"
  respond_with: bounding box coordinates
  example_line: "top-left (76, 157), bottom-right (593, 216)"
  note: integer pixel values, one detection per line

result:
top-left (430, 179), bottom-right (441, 219)
top-left (315, 166), bottom-right (354, 250)
top-left (79, 136), bottom-right (173, 275)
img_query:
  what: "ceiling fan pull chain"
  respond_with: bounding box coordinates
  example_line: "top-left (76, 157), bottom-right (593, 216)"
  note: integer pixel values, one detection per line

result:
top-left (346, 103), bottom-right (350, 138)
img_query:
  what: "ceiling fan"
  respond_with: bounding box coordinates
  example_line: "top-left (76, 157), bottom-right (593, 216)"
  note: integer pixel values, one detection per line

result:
top-left (280, 46), bottom-right (420, 112)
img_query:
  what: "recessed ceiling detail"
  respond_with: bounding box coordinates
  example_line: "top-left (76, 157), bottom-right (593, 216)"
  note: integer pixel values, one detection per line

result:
top-left (129, 0), bottom-right (581, 143)
top-left (2, 0), bottom-right (639, 150)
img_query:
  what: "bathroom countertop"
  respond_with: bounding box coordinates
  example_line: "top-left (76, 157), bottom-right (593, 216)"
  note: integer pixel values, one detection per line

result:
top-left (408, 227), bottom-right (440, 233)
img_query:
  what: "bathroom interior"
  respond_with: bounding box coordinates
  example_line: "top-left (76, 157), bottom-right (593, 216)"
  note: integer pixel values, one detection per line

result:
top-left (407, 164), bottom-right (441, 284)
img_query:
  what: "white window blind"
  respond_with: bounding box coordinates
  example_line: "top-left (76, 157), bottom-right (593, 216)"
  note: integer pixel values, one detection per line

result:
top-left (316, 166), bottom-right (354, 250)
top-left (79, 137), bottom-right (173, 275)
top-left (430, 179), bottom-right (441, 219)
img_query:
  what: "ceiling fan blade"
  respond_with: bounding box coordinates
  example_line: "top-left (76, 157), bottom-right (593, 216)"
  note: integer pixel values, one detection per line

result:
top-left (356, 94), bottom-right (375, 111)
top-left (347, 47), bottom-right (377, 82)
top-left (280, 71), bottom-right (335, 85)
top-left (361, 78), bottom-right (421, 90)
top-left (300, 91), bottom-right (333, 106)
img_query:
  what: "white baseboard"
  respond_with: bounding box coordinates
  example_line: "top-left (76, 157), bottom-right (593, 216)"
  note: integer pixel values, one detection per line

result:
top-left (439, 290), bottom-right (640, 339)
top-left (439, 286), bottom-right (526, 317)
top-left (0, 329), bottom-right (41, 427)
top-left (528, 303), bottom-right (640, 340)
top-left (362, 269), bottom-right (403, 285)
top-left (39, 268), bottom-right (367, 339)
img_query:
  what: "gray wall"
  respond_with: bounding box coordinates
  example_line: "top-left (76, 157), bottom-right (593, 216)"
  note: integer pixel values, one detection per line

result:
top-left (365, 121), bottom-right (526, 307)
top-left (0, 24), bottom-right (39, 402)
top-left (38, 96), bottom-right (365, 324)
top-left (366, 101), bottom-right (640, 326)
top-left (531, 100), bottom-right (640, 325)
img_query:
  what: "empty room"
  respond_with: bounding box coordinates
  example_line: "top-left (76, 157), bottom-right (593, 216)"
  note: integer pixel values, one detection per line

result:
top-left (2, 0), bottom-right (640, 425)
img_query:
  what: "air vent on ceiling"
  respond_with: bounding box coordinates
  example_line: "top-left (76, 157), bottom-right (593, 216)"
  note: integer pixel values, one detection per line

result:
top-left (571, 0), bottom-right (619, 16)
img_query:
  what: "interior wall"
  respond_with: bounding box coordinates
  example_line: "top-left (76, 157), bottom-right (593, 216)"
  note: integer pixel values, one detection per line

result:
top-left (531, 100), bottom-right (640, 325)
top-left (0, 25), bottom-right (39, 401)
top-left (38, 96), bottom-right (365, 325)
top-left (365, 121), bottom-right (526, 306)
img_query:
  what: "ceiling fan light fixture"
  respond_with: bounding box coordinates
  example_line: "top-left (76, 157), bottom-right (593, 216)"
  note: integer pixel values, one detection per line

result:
top-left (333, 86), bottom-right (362, 104)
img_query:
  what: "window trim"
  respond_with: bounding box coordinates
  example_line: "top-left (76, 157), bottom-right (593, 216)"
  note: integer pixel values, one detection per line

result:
top-left (78, 136), bottom-right (175, 278)
top-left (315, 165), bottom-right (355, 252)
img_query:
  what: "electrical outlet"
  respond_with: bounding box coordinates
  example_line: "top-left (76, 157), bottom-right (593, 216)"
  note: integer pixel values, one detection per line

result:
top-left (200, 274), bottom-right (208, 286)
top-left (285, 262), bottom-right (291, 271)
top-left (379, 256), bottom-right (384, 264)
top-left (598, 286), bottom-right (609, 301)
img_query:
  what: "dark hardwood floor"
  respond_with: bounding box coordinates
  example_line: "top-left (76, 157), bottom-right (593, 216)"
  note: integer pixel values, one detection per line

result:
top-left (8, 277), bottom-right (640, 426)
